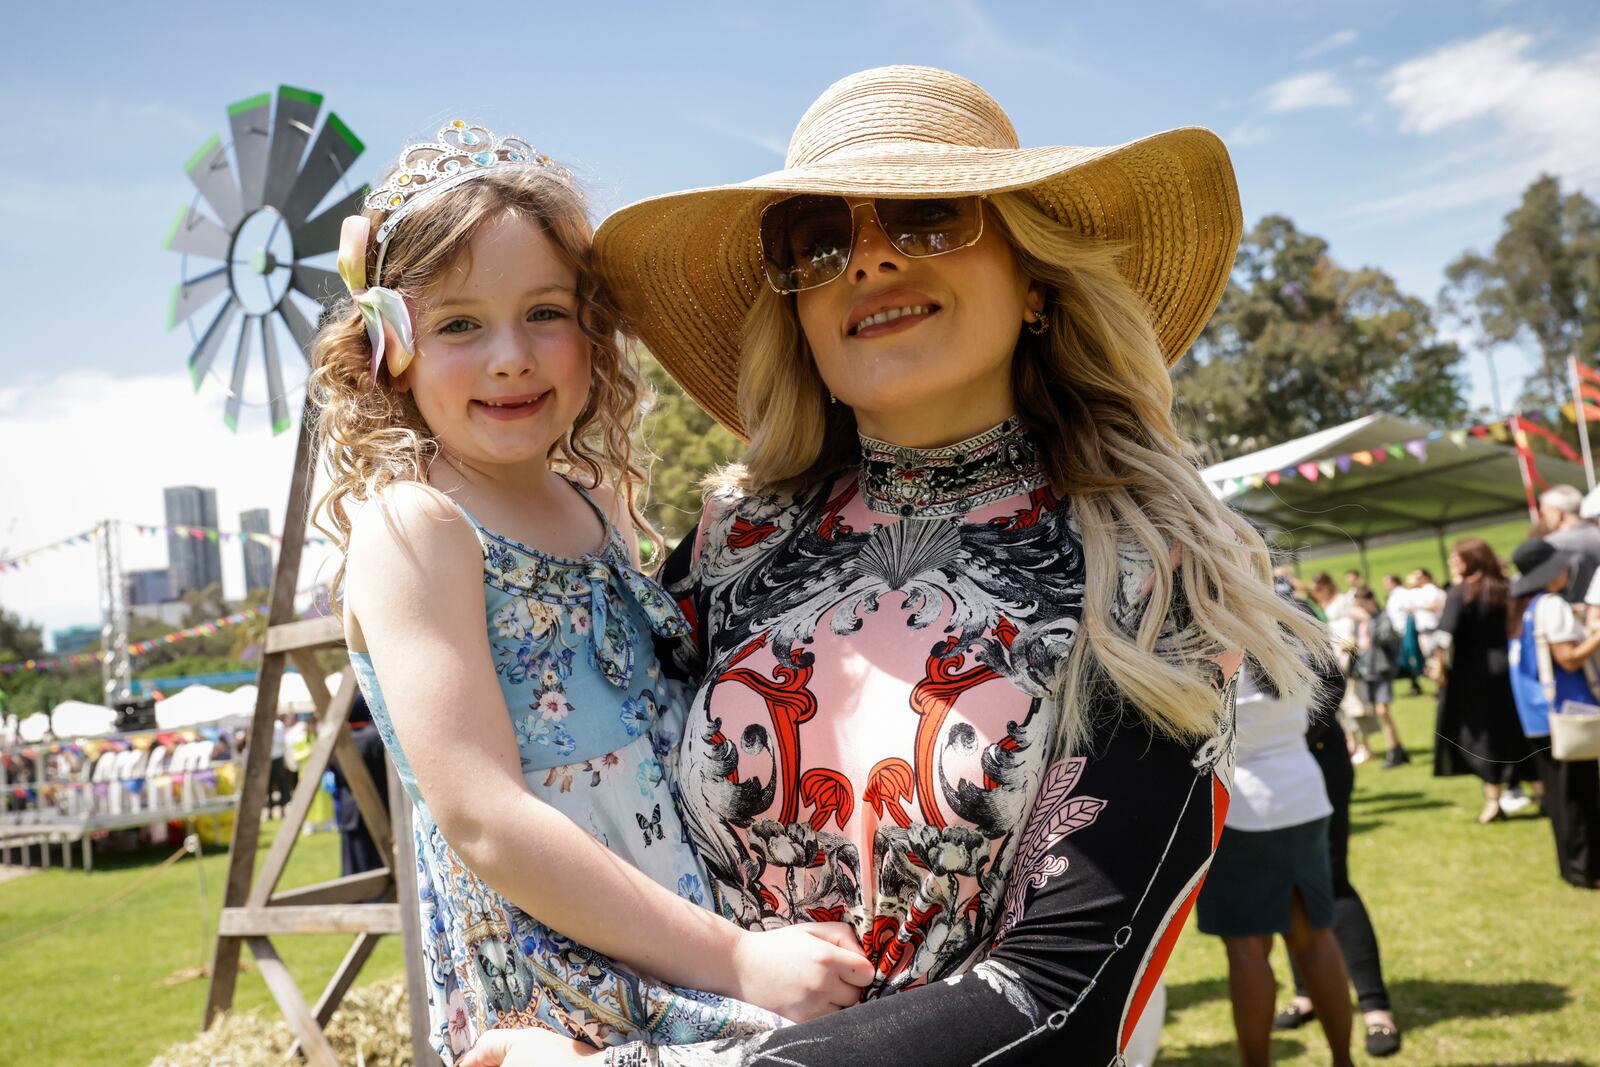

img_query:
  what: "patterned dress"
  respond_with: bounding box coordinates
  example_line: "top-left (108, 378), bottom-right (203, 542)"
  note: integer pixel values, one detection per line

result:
top-left (351, 484), bottom-right (780, 1063)
top-left (607, 418), bottom-right (1241, 1066)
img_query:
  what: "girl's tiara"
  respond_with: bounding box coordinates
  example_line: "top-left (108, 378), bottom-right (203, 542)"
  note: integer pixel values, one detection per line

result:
top-left (367, 119), bottom-right (572, 280)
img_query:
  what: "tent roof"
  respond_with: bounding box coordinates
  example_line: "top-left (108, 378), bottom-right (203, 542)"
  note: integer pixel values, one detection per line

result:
top-left (50, 700), bottom-right (117, 738)
top-left (1202, 414), bottom-right (1588, 551)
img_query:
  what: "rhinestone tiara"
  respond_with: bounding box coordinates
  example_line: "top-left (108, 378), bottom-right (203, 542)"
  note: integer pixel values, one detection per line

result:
top-left (366, 119), bottom-right (572, 248)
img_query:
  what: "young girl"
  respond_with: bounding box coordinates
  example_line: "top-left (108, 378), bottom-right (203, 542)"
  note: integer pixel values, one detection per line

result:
top-left (311, 123), bottom-right (871, 1062)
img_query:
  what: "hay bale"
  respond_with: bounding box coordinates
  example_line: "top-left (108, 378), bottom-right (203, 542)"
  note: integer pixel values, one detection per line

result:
top-left (150, 977), bottom-right (414, 1066)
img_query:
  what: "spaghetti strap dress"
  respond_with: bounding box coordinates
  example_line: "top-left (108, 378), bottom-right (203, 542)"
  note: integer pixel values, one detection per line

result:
top-left (350, 483), bottom-right (780, 1062)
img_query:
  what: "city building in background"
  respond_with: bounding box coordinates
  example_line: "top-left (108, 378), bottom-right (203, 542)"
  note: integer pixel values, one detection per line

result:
top-left (163, 485), bottom-right (222, 598)
top-left (125, 567), bottom-right (171, 607)
top-left (240, 508), bottom-right (274, 594)
top-left (51, 624), bottom-right (100, 655)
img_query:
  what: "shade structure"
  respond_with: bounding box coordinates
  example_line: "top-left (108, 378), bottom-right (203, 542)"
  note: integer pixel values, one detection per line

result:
top-left (155, 685), bottom-right (235, 730)
top-left (277, 672), bottom-right (315, 714)
top-left (50, 701), bottom-right (118, 738)
top-left (1203, 414), bottom-right (1589, 552)
top-left (19, 712), bottom-right (52, 743)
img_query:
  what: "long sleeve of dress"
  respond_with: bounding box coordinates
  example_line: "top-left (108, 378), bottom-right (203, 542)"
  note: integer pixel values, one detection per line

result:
top-left (613, 696), bottom-right (1232, 1067)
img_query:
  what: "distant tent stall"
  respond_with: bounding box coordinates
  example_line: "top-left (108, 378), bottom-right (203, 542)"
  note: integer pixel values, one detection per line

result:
top-left (1201, 414), bottom-right (1589, 570)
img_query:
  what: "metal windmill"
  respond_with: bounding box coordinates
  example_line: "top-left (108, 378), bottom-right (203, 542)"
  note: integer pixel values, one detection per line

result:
top-left (165, 86), bottom-right (366, 433)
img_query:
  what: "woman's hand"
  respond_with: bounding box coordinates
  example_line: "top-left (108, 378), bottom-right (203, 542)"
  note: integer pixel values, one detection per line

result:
top-left (457, 1029), bottom-right (599, 1067)
top-left (731, 921), bottom-right (876, 1022)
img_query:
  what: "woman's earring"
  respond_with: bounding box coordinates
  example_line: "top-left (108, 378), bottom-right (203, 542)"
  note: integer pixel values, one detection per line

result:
top-left (1026, 314), bottom-right (1050, 336)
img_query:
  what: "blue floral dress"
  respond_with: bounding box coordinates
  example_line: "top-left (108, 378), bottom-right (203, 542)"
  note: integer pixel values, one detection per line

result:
top-left (350, 485), bottom-right (780, 1062)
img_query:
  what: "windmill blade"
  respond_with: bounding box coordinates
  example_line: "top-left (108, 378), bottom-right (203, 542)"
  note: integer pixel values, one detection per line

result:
top-left (223, 315), bottom-right (255, 432)
top-left (277, 296), bottom-right (318, 363)
top-left (187, 298), bottom-right (243, 390)
top-left (167, 266), bottom-right (230, 330)
top-left (260, 315), bottom-right (292, 435)
top-left (228, 91), bottom-right (273, 213)
top-left (262, 86), bottom-right (323, 208)
top-left (290, 263), bottom-right (344, 308)
top-left (279, 114), bottom-right (364, 227)
top-left (183, 134), bottom-right (243, 229)
top-left (292, 184), bottom-right (370, 258)
top-left (163, 204), bottom-right (231, 261)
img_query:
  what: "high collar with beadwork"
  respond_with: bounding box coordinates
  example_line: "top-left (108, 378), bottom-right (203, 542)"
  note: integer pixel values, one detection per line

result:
top-left (856, 416), bottom-right (1048, 519)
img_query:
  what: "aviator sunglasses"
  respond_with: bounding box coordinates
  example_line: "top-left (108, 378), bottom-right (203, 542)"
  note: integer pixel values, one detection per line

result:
top-left (758, 194), bottom-right (986, 294)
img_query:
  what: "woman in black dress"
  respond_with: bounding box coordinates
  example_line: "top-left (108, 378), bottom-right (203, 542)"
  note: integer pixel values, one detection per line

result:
top-left (1433, 537), bottom-right (1532, 823)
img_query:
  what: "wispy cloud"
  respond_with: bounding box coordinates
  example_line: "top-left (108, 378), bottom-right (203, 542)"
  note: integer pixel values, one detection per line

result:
top-left (1338, 29), bottom-right (1600, 222)
top-left (1264, 71), bottom-right (1354, 112)
top-left (943, 0), bottom-right (1087, 78)
top-left (1299, 30), bottom-right (1358, 60)
top-left (1227, 121), bottom-right (1274, 147)
top-left (685, 114), bottom-right (787, 159)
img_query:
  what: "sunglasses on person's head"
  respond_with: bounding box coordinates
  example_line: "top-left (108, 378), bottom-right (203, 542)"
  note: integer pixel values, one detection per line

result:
top-left (758, 194), bottom-right (986, 295)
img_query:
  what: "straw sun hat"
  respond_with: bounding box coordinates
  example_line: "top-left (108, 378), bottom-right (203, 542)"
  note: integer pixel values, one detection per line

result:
top-left (594, 64), bottom-right (1243, 438)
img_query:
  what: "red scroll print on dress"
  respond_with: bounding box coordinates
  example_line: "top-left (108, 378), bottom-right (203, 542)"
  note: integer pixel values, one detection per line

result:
top-left (718, 633), bottom-right (818, 825)
top-left (909, 636), bottom-right (1002, 829)
top-left (800, 768), bottom-right (854, 831)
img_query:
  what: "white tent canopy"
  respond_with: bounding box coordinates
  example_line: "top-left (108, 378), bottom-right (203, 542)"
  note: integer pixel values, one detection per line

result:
top-left (155, 685), bottom-right (238, 730)
top-left (50, 700), bottom-right (118, 738)
top-left (1203, 414), bottom-right (1590, 553)
top-left (18, 712), bottom-right (51, 743)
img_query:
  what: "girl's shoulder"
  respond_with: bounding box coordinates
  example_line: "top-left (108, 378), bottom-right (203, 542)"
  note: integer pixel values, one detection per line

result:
top-left (345, 482), bottom-right (483, 591)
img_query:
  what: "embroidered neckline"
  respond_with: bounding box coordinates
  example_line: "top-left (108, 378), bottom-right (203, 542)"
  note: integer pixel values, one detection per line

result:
top-left (857, 416), bottom-right (1047, 518)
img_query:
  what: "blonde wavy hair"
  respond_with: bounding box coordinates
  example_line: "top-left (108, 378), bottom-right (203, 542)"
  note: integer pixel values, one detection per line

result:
top-left (729, 191), bottom-right (1325, 752)
top-left (310, 168), bottom-right (652, 601)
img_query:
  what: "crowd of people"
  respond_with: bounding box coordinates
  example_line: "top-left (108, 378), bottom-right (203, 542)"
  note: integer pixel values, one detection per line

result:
top-left (1206, 484), bottom-right (1600, 1064)
top-left (1280, 484), bottom-right (1600, 885)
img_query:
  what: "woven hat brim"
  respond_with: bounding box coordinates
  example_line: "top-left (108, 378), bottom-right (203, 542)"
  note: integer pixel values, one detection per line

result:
top-left (595, 126), bottom-right (1241, 439)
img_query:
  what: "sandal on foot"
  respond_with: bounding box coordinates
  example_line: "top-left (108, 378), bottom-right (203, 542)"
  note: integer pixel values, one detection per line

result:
top-left (1272, 1003), bottom-right (1315, 1030)
top-left (1366, 1023), bottom-right (1402, 1057)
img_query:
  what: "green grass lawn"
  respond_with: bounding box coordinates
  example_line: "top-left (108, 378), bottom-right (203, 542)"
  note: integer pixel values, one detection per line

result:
top-left (4, 690), bottom-right (1597, 1065)
top-left (0, 820), bottom-right (405, 1066)
top-left (1286, 517), bottom-right (1534, 587)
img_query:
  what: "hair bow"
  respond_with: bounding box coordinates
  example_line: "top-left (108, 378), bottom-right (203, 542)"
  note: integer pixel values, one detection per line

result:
top-left (336, 216), bottom-right (416, 383)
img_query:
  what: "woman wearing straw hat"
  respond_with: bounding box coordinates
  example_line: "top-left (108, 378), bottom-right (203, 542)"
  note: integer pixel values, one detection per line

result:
top-left (461, 65), bottom-right (1323, 1067)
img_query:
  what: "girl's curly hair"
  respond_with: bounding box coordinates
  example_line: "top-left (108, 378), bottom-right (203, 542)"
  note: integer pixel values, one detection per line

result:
top-left (308, 167), bottom-right (653, 602)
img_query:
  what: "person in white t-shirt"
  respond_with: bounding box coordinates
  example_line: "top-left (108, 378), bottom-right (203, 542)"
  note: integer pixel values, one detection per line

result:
top-left (1383, 575), bottom-right (1423, 697)
top-left (1197, 663), bottom-right (1355, 1067)
top-left (1407, 569), bottom-right (1448, 655)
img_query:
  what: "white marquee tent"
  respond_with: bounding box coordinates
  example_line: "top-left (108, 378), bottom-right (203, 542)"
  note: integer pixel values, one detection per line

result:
top-left (1202, 414), bottom-right (1590, 557)
top-left (50, 700), bottom-right (118, 738)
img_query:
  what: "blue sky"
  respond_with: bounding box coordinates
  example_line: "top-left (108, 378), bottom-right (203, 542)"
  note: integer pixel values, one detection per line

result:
top-left (3, 0), bottom-right (1598, 638)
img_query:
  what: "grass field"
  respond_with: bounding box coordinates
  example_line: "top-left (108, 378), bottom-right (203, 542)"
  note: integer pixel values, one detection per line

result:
top-left (3, 690), bottom-right (1597, 1065)
top-left (0, 822), bottom-right (406, 1066)
top-left (1284, 518), bottom-right (1534, 587)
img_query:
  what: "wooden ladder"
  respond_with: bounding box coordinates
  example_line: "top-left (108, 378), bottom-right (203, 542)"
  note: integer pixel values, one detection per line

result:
top-left (202, 401), bottom-right (437, 1066)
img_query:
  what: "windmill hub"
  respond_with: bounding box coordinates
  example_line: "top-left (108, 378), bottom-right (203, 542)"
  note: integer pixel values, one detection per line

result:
top-left (248, 247), bottom-right (278, 275)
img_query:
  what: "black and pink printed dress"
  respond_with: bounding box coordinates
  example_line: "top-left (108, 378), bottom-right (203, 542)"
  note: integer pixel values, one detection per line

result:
top-left (611, 417), bottom-right (1241, 1066)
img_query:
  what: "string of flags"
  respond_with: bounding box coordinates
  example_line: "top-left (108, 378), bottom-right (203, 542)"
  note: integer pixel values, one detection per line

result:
top-left (0, 528), bottom-right (99, 571)
top-left (1213, 408), bottom-right (1584, 496)
top-left (0, 520), bottom-right (332, 573)
top-left (0, 607), bottom-right (263, 675)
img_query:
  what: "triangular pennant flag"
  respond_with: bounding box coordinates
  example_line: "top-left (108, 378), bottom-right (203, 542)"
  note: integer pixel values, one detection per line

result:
top-left (1319, 460), bottom-right (1337, 478)
top-left (1298, 462), bottom-right (1320, 481)
top-left (1267, 471), bottom-right (1281, 485)
top-left (1489, 423), bottom-right (1511, 442)
top-left (1449, 429), bottom-right (1469, 447)
top-left (1337, 455), bottom-right (1353, 473)
top-left (1405, 439), bottom-right (1428, 462)
top-left (1574, 360), bottom-right (1600, 388)
top-left (1385, 444), bottom-right (1405, 459)
top-left (1249, 475), bottom-right (1266, 489)
top-left (1353, 450), bottom-right (1374, 466)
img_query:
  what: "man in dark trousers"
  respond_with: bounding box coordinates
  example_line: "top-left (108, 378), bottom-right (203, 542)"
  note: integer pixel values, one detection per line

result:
top-left (330, 691), bottom-right (391, 877)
